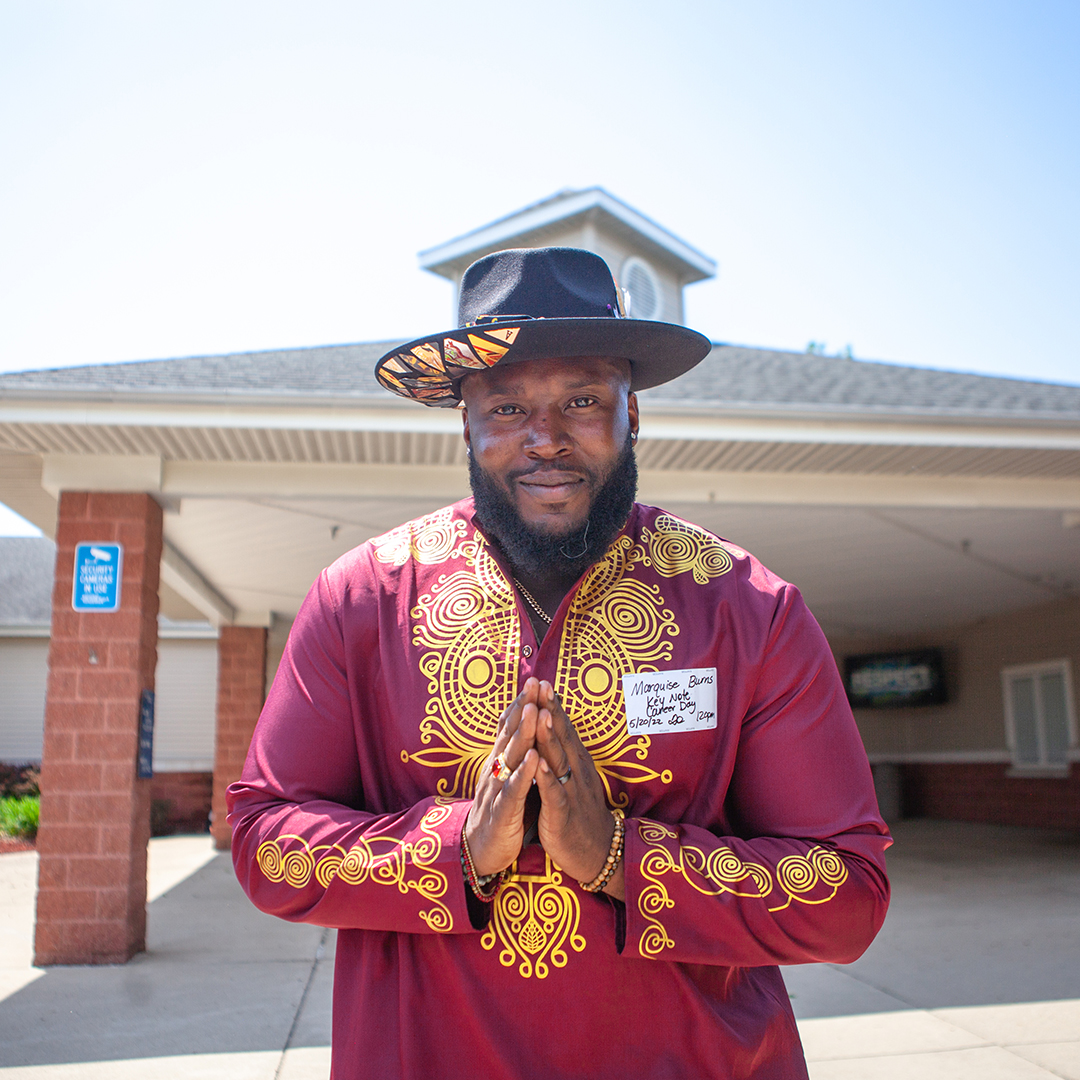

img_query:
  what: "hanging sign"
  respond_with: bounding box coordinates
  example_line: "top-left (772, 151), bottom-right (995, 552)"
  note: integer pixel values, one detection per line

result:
top-left (137, 689), bottom-right (155, 779)
top-left (72, 543), bottom-right (123, 612)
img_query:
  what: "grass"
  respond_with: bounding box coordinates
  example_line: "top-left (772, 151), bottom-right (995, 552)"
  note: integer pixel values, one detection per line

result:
top-left (0, 795), bottom-right (40, 840)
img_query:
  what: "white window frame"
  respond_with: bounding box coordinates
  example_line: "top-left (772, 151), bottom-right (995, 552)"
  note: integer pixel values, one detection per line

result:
top-left (1001, 658), bottom-right (1078, 777)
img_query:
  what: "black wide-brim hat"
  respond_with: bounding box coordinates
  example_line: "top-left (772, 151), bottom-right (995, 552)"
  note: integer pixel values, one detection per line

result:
top-left (375, 247), bottom-right (712, 407)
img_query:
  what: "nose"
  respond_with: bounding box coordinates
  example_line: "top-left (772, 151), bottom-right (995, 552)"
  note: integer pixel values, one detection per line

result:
top-left (523, 406), bottom-right (572, 458)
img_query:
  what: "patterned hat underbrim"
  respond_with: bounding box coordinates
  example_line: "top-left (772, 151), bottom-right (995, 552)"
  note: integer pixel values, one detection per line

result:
top-left (375, 318), bottom-right (712, 407)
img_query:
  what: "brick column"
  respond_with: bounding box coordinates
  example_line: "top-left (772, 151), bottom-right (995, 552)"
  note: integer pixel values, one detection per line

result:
top-left (210, 626), bottom-right (268, 850)
top-left (35, 492), bottom-right (162, 965)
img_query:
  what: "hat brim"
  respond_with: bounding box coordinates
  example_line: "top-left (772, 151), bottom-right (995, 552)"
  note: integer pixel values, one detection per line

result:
top-left (375, 318), bottom-right (712, 407)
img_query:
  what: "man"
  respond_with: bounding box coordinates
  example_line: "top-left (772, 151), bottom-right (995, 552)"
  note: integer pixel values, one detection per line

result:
top-left (228, 247), bottom-right (890, 1079)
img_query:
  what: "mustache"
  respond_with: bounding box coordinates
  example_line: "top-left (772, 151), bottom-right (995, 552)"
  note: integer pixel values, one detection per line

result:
top-left (507, 460), bottom-right (595, 481)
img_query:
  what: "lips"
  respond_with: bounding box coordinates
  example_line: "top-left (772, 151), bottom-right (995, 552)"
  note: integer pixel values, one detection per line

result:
top-left (515, 469), bottom-right (586, 502)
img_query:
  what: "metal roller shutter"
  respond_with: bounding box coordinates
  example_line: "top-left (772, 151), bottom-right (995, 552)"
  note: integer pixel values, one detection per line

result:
top-left (153, 639), bottom-right (218, 772)
top-left (0, 638), bottom-right (49, 762)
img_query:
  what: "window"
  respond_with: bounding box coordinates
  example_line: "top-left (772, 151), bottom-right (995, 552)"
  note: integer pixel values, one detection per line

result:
top-left (620, 257), bottom-right (662, 321)
top-left (1001, 659), bottom-right (1077, 775)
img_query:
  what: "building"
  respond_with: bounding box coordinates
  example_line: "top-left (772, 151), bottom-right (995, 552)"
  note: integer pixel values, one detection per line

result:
top-left (1, 188), bottom-right (1078, 963)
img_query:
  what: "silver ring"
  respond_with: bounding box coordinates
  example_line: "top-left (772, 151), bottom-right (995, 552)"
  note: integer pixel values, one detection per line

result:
top-left (557, 768), bottom-right (572, 786)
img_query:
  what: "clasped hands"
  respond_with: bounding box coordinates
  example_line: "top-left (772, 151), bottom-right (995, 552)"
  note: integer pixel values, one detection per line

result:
top-left (464, 677), bottom-right (625, 901)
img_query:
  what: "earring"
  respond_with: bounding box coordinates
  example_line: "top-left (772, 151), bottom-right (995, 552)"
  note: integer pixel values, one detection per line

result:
top-left (630, 431), bottom-right (638, 444)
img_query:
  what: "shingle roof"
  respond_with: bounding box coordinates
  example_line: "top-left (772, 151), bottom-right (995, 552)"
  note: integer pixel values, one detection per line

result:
top-left (0, 538), bottom-right (55, 625)
top-left (0, 343), bottom-right (394, 400)
top-left (641, 347), bottom-right (1080, 419)
top-left (2, 342), bottom-right (1078, 421)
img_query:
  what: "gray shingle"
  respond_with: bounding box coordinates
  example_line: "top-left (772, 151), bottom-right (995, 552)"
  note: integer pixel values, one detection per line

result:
top-left (0, 538), bottom-right (55, 625)
top-left (0, 343), bottom-right (399, 400)
top-left (2, 342), bottom-right (1078, 420)
top-left (640, 347), bottom-right (1080, 418)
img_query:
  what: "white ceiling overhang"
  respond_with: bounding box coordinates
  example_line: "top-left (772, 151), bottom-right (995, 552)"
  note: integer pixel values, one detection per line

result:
top-left (2, 389), bottom-right (1080, 636)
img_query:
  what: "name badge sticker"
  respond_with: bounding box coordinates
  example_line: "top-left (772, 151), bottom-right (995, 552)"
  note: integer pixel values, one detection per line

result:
top-left (623, 667), bottom-right (717, 734)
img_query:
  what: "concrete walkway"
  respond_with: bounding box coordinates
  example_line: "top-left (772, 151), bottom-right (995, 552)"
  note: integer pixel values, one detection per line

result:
top-left (0, 820), bottom-right (1076, 1078)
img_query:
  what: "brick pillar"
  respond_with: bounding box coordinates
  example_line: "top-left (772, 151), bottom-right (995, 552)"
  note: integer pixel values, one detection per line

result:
top-left (210, 626), bottom-right (268, 850)
top-left (35, 492), bottom-right (162, 965)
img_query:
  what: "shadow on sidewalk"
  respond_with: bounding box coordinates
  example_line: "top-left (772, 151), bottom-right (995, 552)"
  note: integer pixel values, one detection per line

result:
top-left (0, 854), bottom-right (332, 1068)
top-left (784, 819), bottom-right (1080, 1018)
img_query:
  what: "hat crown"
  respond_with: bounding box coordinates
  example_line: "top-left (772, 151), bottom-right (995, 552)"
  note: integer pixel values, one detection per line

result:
top-left (458, 247), bottom-right (620, 325)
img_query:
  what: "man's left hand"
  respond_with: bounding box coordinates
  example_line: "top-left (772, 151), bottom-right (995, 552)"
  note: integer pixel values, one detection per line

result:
top-left (534, 681), bottom-right (625, 901)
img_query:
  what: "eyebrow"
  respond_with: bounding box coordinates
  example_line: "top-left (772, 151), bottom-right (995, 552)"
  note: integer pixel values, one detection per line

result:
top-left (484, 377), bottom-right (608, 397)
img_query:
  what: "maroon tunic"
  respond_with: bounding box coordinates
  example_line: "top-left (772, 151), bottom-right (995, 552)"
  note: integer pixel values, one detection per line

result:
top-left (228, 499), bottom-right (890, 1080)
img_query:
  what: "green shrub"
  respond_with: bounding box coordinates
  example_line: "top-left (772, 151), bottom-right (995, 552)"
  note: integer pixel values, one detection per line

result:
top-left (0, 795), bottom-right (40, 839)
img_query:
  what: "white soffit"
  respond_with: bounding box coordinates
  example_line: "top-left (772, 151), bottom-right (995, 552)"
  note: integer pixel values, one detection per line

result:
top-left (4, 396), bottom-right (1080, 453)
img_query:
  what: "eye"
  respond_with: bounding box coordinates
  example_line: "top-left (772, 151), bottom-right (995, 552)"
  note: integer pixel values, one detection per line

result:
top-left (568, 396), bottom-right (597, 409)
top-left (492, 403), bottom-right (522, 416)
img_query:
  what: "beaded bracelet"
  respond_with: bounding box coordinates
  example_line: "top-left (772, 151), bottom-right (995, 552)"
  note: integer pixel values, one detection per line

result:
top-left (580, 811), bottom-right (625, 893)
top-left (461, 829), bottom-right (506, 903)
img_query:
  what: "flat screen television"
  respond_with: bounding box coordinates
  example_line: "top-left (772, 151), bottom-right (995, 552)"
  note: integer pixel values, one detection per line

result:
top-left (843, 649), bottom-right (947, 709)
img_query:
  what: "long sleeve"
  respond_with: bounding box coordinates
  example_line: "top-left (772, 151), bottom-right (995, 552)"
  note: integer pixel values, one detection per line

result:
top-left (622, 580), bottom-right (890, 967)
top-left (227, 566), bottom-right (475, 936)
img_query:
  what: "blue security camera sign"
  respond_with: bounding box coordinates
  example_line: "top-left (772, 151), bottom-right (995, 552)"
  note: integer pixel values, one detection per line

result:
top-left (72, 543), bottom-right (123, 612)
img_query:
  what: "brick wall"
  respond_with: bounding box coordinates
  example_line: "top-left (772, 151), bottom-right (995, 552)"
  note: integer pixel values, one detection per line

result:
top-left (35, 492), bottom-right (162, 965)
top-left (210, 626), bottom-right (267, 850)
top-left (902, 762), bottom-right (1080, 831)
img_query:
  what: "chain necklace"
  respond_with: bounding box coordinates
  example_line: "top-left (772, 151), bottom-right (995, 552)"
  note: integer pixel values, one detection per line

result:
top-left (513, 578), bottom-right (552, 625)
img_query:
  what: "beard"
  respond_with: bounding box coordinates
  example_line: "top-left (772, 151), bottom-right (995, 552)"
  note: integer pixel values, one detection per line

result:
top-left (468, 435), bottom-right (638, 581)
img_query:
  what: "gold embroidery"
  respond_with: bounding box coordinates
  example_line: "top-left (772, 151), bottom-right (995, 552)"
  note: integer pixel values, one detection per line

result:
top-left (372, 507), bottom-right (474, 568)
top-left (405, 541), bottom-right (521, 797)
top-left (481, 854), bottom-right (586, 979)
top-left (552, 535), bottom-right (680, 806)
top-left (403, 515), bottom-right (735, 807)
top-left (635, 821), bottom-right (849, 958)
top-left (397, 512), bottom-right (739, 975)
top-left (255, 803), bottom-right (455, 932)
top-left (628, 514), bottom-right (734, 585)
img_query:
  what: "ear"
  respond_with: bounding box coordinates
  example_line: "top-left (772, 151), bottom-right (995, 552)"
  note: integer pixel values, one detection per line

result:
top-left (461, 406), bottom-right (471, 450)
top-left (627, 392), bottom-right (640, 440)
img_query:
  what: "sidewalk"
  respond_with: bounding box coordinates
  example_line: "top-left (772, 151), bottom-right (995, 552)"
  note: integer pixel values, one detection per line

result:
top-left (0, 820), bottom-right (1077, 1078)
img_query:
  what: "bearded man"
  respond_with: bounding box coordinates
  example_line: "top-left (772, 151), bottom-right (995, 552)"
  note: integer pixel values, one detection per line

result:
top-left (228, 248), bottom-right (891, 1080)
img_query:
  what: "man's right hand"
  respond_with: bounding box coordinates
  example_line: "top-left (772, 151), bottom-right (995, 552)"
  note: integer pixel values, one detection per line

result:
top-left (465, 677), bottom-right (541, 877)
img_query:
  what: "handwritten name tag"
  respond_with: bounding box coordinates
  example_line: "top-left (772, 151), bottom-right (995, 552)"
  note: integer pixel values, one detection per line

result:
top-left (622, 667), bottom-right (718, 734)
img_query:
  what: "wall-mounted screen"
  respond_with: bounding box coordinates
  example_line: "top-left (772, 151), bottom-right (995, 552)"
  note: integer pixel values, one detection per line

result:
top-left (844, 649), bottom-right (947, 709)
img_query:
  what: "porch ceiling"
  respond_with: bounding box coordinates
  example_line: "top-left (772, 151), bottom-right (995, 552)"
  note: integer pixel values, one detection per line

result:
top-left (155, 493), bottom-right (1080, 638)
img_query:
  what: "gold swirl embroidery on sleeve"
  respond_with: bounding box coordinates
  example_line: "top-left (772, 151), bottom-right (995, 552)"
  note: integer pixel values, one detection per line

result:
top-left (634, 821), bottom-right (849, 957)
top-left (372, 507), bottom-right (475, 567)
top-left (254, 804), bottom-right (455, 932)
top-left (481, 853), bottom-right (586, 980)
top-left (627, 514), bottom-right (733, 585)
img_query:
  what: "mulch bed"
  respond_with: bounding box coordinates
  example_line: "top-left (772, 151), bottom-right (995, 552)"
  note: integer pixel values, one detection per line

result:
top-left (0, 836), bottom-right (36, 855)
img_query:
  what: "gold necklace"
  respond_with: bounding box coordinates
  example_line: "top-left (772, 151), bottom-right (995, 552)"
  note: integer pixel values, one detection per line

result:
top-left (513, 578), bottom-right (552, 625)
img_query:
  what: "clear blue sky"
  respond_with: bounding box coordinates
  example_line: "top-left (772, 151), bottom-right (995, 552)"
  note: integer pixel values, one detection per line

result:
top-left (0, 0), bottom-right (1077, 390)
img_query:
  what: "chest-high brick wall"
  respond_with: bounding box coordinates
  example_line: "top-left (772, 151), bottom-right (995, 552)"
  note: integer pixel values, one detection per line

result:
top-left (902, 762), bottom-right (1080, 832)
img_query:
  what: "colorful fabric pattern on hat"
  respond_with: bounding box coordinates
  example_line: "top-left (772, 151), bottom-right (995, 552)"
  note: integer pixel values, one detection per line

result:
top-left (466, 334), bottom-right (510, 366)
top-left (480, 326), bottom-right (520, 345)
top-left (375, 326), bottom-right (526, 407)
